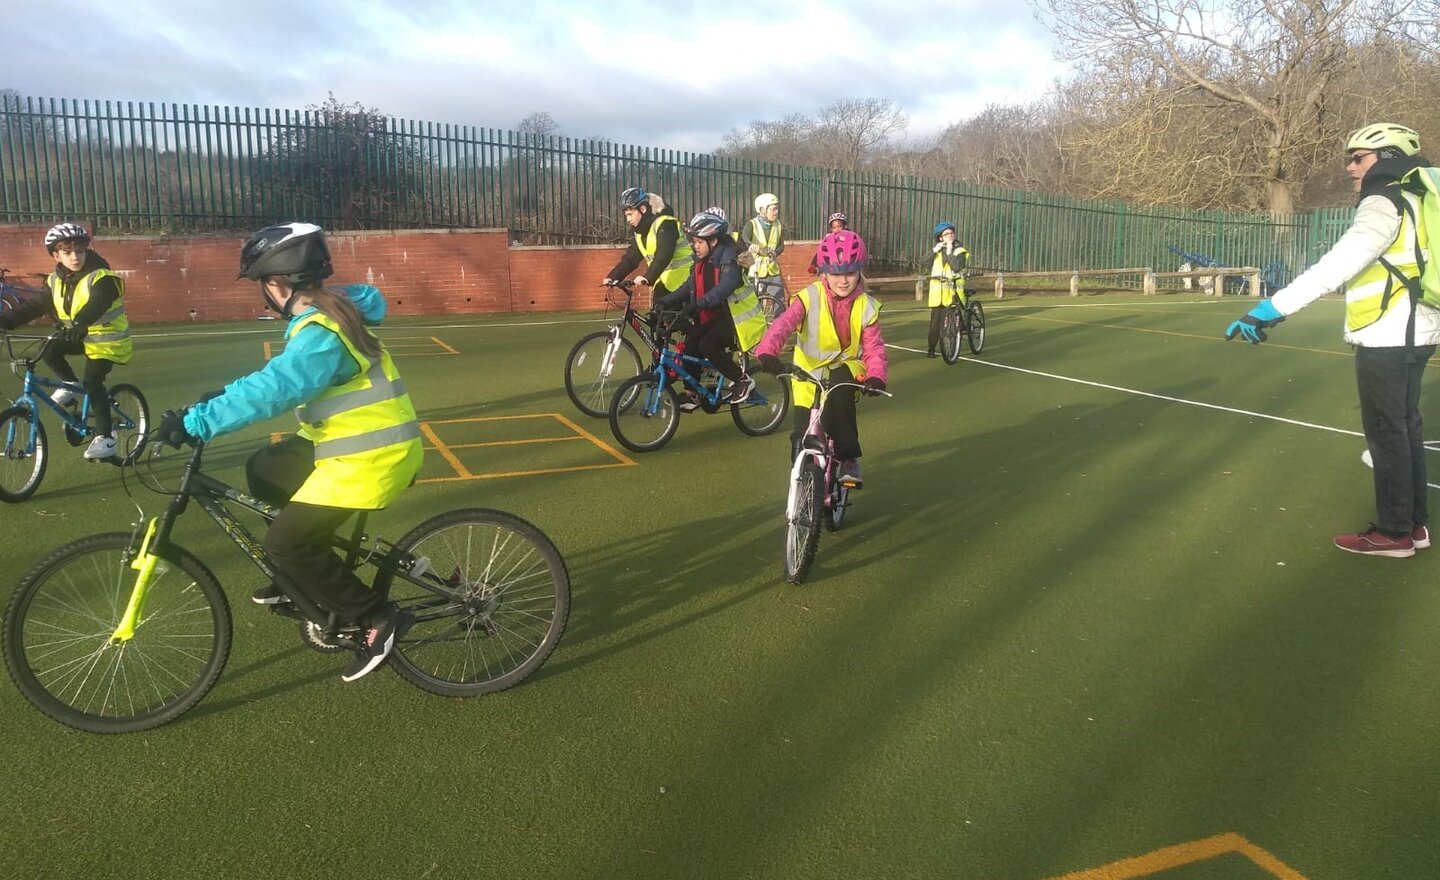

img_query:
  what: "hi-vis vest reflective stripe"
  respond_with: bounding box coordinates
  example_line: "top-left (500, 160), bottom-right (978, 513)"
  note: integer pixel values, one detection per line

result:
top-left (1345, 189), bottom-right (1425, 332)
top-left (47, 268), bottom-right (132, 364)
top-left (288, 311), bottom-right (423, 509)
top-left (749, 218), bottom-right (783, 277)
top-left (789, 281), bottom-right (881, 408)
top-left (927, 249), bottom-right (970, 308)
top-left (727, 279), bottom-right (767, 352)
top-left (636, 215), bottom-right (694, 291)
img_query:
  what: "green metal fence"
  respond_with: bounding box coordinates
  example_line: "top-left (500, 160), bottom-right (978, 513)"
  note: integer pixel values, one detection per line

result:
top-left (2, 95), bottom-right (1337, 282)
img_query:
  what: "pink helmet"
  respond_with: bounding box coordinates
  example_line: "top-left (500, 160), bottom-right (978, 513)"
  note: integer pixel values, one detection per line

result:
top-left (815, 230), bottom-right (867, 274)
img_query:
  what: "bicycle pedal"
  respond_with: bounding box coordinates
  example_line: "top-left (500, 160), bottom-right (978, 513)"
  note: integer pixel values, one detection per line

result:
top-left (63, 426), bottom-right (86, 447)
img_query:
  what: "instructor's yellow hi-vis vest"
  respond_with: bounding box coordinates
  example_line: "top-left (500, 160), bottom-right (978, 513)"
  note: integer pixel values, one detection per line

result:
top-left (749, 218), bottom-right (784, 278)
top-left (47, 268), bottom-right (131, 364)
top-left (789, 281), bottom-right (881, 408)
top-left (636, 215), bottom-right (694, 291)
top-left (727, 279), bottom-right (768, 352)
top-left (1345, 189), bottom-right (1426, 332)
top-left (288, 312), bottom-right (423, 509)
top-left (927, 248), bottom-right (970, 308)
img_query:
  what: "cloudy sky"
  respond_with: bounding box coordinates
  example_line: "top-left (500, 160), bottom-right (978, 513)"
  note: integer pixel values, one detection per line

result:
top-left (6, 0), bottom-right (1069, 153)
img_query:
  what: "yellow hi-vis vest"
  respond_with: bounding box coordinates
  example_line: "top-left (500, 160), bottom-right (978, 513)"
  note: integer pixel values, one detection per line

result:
top-left (727, 279), bottom-right (768, 352)
top-left (288, 311), bottom-right (424, 509)
top-left (927, 249), bottom-right (970, 308)
top-left (789, 281), bottom-right (882, 408)
top-left (748, 218), bottom-right (784, 278)
top-left (47, 268), bottom-right (131, 364)
top-left (636, 215), bottom-right (694, 292)
top-left (1345, 189), bottom-right (1426, 332)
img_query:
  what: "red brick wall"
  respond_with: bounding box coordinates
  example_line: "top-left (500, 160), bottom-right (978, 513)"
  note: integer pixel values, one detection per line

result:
top-left (0, 225), bottom-right (819, 323)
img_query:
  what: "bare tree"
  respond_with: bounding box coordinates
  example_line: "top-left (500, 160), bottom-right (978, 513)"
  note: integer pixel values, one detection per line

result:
top-left (814, 98), bottom-right (908, 171)
top-left (1036, 0), bottom-right (1440, 216)
top-left (517, 111), bottom-right (559, 138)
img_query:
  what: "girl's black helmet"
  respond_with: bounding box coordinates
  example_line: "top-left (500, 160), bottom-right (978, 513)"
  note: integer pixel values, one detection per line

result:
top-left (238, 223), bottom-right (334, 285)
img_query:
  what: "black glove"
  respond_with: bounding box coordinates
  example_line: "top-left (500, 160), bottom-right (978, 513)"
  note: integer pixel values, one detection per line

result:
top-left (679, 301), bottom-right (701, 319)
top-left (0, 315), bottom-right (15, 332)
top-left (59, 324), bottom-right (88, 344)
top-left (155, 410), bottom-right (197, 448)
top-left (862, 377), bottom-right (887, 396)
top-left (758, 354), bottom-right (783, 375)
top-left (197, 389), bottom-right (225, 404)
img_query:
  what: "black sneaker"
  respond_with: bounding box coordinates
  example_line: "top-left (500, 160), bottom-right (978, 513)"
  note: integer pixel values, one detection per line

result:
top-left (678, 391), bottom-right (702, 413)
top-left (251, 582), bottom-right (292, 605)
top-left (726, 375), bottom-right (756, 403)
top-left (341, 604), bottom-right (402, 683)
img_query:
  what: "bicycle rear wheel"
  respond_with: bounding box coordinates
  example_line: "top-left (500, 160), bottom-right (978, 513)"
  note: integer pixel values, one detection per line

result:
top-left (3, 533), bottom-right (232, 733)
top-left (940, 305), bottom-right (963, 364)
top-left (757, 292), bottom-right (784, 322)
top-left (731, 359), bottom-right (790, 436)
top-left (378, 508), bottom-right (570, 697)
top-left (107, 383), bottom-right (150, 464)
top-left (966, 300), bottom-right (986, 353)
top-left (0, 405), bottom-right (48, 503)
top-left (609, 373), bottom-right (679, 452)
top-left (565, 330), bottom-right (642, 418)
top-left (784, 460), bottom-right (824, 584)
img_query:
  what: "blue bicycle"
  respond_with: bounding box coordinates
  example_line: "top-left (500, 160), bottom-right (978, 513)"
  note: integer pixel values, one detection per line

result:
top-left (607, 313), bottom-right (790, 452)
top-left (0, 331), bottom-right (151, 502)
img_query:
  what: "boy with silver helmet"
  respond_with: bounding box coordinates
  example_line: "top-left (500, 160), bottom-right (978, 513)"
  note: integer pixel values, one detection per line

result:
top-left (0, 222), bottom-right (131, 460)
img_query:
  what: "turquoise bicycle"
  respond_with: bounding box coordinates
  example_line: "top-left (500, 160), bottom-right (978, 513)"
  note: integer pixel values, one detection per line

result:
top-left (0, 331), bottom-right (150, 502)
top-left (607, 312), bottom-right (790, 452)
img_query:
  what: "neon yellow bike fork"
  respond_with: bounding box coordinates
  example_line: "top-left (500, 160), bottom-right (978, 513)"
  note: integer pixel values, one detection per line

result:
top-left (110, 518), bottom-right (163, 644)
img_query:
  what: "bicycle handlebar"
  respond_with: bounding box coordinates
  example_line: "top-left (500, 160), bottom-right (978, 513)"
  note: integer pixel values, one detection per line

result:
top-left (0, 329), bottom-right (64, 365)
top-left (776, 367), bottom-right (893, 398)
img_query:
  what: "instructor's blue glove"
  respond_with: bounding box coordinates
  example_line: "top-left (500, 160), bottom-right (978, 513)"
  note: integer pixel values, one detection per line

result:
top-left (1225, 299), bottom-right (1285, 344)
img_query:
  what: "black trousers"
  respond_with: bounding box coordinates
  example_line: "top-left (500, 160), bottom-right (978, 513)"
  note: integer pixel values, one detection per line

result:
top-left (927, 306), bottom-right (946, 354)
top-left (683, 310), bottom-right (745, 383)
top-left (1355, 345), bottom-right (1434, 536)
top-left (791, 363), bottom-right (862, 461)
top-left (41, 340), bottom-right (115, 436)
top-left (246, 436), bottom-right (384, 622)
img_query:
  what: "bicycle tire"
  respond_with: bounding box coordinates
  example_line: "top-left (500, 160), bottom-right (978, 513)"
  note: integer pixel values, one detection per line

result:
top-left (784, 460), bottom-right (824, 584)
top-left (826, 482), bottom-right (849, 532)
top-left (731, 357), bottom-right (791, 436)
top-left (377, 508), bottom-right (570, 697)
top-left (3, 532), bottom-right (232, 733)
top-left (107, 383), bottom-right (151, 464)
top-left (609, 373), bottom-right (680, 453)
top-left (940, 305), bottom-right (962, 365)
top-left (564, 330), bottom-right (642, 418)
top-left (0, 405), bottom-right (48, 503)
top-left (966, 300), bottom-right (986, 354)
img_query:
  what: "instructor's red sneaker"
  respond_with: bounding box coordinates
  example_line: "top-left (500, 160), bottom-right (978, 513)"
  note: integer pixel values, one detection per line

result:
top-left (1334, 525), bottom-right (1415, 558)
top-left (1412, 524), bottom-right (1431, 549)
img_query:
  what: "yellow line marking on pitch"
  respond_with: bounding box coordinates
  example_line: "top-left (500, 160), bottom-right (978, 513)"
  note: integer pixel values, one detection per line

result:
top-left (415, 413), bottom-right (636, 482)
top-left (418, 420), bottom-right (471, 478)
top-left (1043, 832), bottom-right (1310, 880)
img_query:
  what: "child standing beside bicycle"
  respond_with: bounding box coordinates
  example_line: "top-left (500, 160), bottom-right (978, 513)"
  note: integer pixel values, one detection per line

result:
top-left (756, 230), bottom-right (888, 489)
top-left (156, 222), bottom-right (424, 683)
top-left (651, 209), bottom-right (769, 409)
top-left (744, 192), bottom-right (787, 303)
top-left (925, 221), bottom-right (969, 359)
top-left (0, 223), bottom-right (131, 460)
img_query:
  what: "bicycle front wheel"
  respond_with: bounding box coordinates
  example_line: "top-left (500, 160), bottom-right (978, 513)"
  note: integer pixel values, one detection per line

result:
top-left (107, 383), bottom-right (150, 464)
top-left (378, 509), bottom-right (570, 697)
top-left (0, 405), bottom-right (48, 503)
top-left (757, 292), bottom-right (784, 322)
top-left (609, 374), bottom-right (679, 452)
top-left (3, 533), bottom-right (232, 733)
top-left (731, 360), bottom-right (790, 436)
top-left (565, 330), bottom-right (642, 418)
top-left (940, 306), bottom-right (962, 364)
top-left (966, 300), bottom-right (986, 353)
top-left (784, 460), bottom-right (824, 584)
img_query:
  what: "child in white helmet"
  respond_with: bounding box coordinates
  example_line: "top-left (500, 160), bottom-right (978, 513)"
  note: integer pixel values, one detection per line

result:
top-left (0, 223), bottom-right (131, 460)
top-left (743, 192), bottom-right (787, 303)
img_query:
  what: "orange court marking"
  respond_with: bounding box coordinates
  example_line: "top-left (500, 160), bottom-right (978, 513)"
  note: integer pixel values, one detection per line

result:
top-left (416, 412), bottom-right (635, 483)
top-left (1043, 833), bottom-right (1310, 880)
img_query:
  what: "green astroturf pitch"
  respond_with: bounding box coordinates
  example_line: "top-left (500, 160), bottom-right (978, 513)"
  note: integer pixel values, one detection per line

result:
top-left (2, 293), bottom-right (1438, 878)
